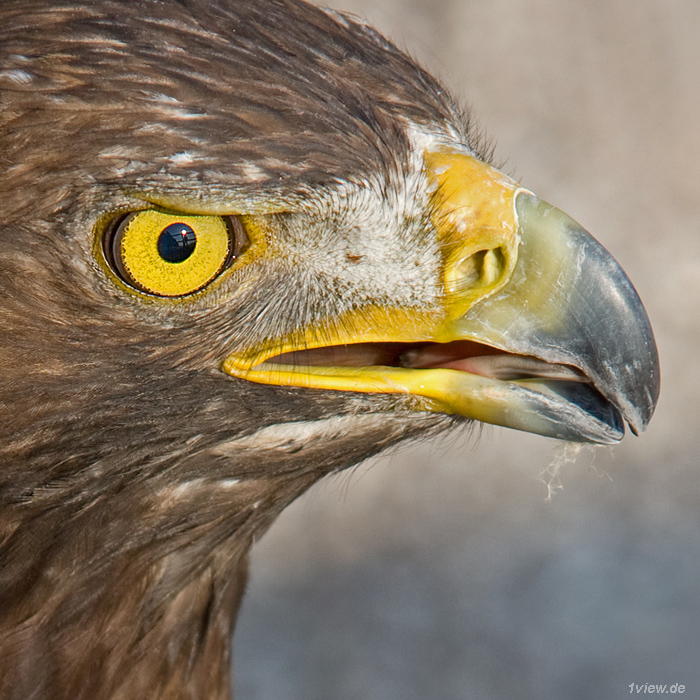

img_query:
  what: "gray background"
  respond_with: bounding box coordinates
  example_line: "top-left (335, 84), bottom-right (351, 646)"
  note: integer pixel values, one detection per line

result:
top-left (234, 1), bottom-right (700, 698)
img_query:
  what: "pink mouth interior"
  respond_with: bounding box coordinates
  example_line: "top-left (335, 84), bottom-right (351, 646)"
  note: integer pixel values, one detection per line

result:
top-left (263, 341), bottom-right (586, 383)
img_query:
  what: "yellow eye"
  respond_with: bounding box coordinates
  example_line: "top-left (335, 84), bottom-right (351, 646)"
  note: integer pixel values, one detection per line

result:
top-left (105, 209), bottom-right (245, 297)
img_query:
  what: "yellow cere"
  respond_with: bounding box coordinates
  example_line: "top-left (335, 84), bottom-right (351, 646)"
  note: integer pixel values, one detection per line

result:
top-left (118, 209), bottom-right (230, 297)
top-left (424, 151), bottom-right (521, 319)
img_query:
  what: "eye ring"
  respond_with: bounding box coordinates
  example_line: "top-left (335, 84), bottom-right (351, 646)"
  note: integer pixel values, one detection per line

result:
top-left (102, 210), bottom-right (248, 297)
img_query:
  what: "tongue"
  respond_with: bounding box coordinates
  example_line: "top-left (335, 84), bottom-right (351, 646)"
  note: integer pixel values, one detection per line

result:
top-left (403, 350), bottom-right (587, 382)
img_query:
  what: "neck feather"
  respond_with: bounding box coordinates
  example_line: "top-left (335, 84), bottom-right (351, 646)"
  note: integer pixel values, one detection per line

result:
top-left (0, 470), bottom-right (317, 700)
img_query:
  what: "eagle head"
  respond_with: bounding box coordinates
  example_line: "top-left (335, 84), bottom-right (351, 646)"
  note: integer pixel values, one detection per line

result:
top-left (0, 1), bottom-right (658, 698)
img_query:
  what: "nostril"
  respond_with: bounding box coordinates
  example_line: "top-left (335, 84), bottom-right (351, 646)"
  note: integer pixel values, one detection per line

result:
top-left (453, 247), bottom-right (506, 292)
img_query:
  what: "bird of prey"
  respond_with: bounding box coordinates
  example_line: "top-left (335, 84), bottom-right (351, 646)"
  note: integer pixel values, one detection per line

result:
top-left (0, 0), bottom-right (659, 698)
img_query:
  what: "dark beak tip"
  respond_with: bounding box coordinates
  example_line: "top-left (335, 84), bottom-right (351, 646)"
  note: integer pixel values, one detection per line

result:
top-left (620, 382), bottom-right (659, 438)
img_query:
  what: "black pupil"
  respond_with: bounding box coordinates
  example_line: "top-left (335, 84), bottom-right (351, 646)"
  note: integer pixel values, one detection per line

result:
top-left (157, 223), bottom-right (197, 263)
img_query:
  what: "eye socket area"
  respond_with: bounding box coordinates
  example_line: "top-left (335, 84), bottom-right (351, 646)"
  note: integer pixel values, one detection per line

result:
top-left (102, 209), bottom-right (248, 297)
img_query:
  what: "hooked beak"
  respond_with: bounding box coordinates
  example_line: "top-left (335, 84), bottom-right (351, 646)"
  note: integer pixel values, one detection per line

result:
top-left (223, 151), bottom-right (659, 445)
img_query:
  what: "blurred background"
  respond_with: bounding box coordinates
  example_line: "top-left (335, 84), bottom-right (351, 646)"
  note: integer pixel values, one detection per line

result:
top-left (234, 1), bottom-right (699, 698)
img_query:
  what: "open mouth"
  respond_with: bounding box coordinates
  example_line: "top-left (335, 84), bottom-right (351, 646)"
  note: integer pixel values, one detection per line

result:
top-left (263, 340), bottom-right (587, 381)
top-left (225, 339), bottom-right (625, 444)
top-left (221, 152), bottom-right (657, 446)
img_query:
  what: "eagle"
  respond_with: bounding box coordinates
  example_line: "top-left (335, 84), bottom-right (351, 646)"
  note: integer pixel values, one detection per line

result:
top-left (0, 0), bottom-right (659, 698)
